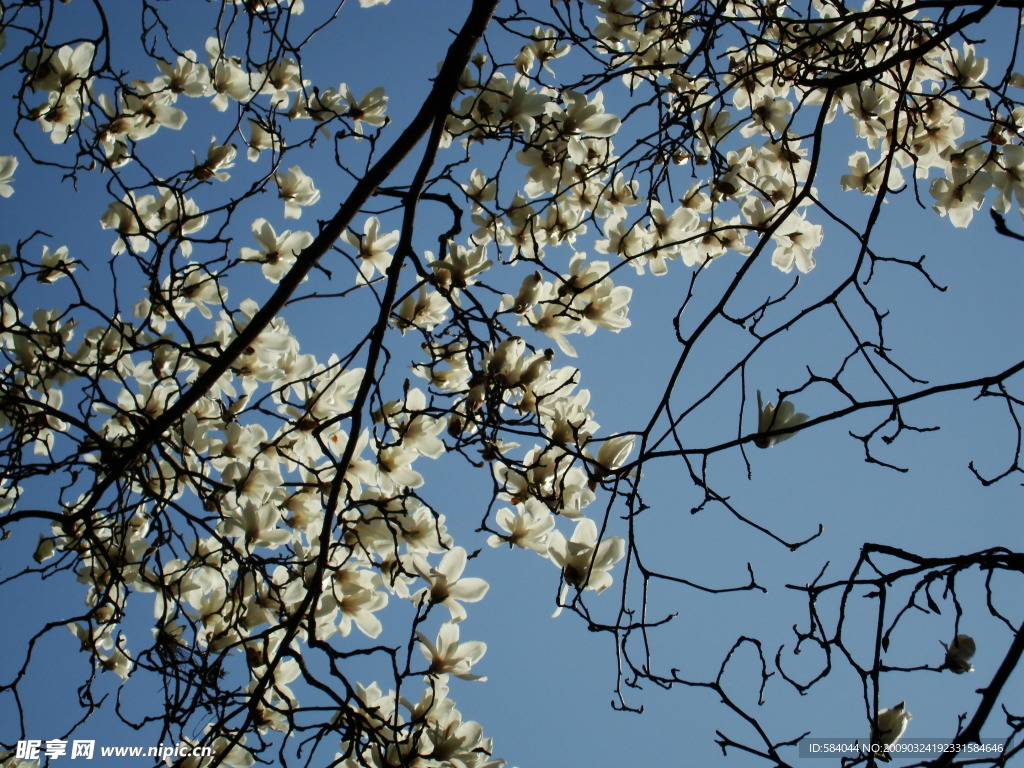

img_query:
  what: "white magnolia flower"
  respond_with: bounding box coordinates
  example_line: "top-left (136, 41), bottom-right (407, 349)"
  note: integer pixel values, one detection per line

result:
top-left (117, 91), bottom-right (188, 141)
top-left (587, 434), bottom-right (635, 481)
top-left (417, 622), bottom-right (487, 681)
top-left (246, 118), bottom-right (283, 161)
top-left (871, 702), bottom-right (911, 762)
top-left (841, 151), bottom-right (904, 195)
top-left (31, 91), bottom-right (85, 143)
top-left (193, 139), bottom-right (236, 181)
top-left (206, 37), bottom-right (253, 111)
top-left (218, 499), bottom-right (292, 552)
top-left (514, 26), bottom-right (571, 75)
top-left (339, 84), bottom-right (388, 135)
top-left (461, 167), bottom-right (497, 205)
top-left (754, 390), bottom-right (808, 448)
top-left (930, 167), bottom-right (990, 228)
top-left (429, 242), bottom-right (491, 290)
top-left (100, 192), bottom-right (160, 254)
top-left (740, 91), bottom-right (793, 137)
top-left (147, 51), bottom-right (211, 98)
top-left (323, 567), bottom-right (388, 639)
top-left (487, 499), bottom-right (555, 553)
top-left (341, 216), bottom-right (399, 284)
top-left (23, 42), bottom-right (95, 93)
top-left (34, 534), bottom-right (55, 563)
top-left (547, 517), bottom-right (625, 604)
top-left (98, 643), bottom-right (133, 681)
top-left (374, 443), bottom-right (423, 492)
top-left (771, 211), bottom-right (823, 273)
top-left (37, 245), bottom-right (76, 284)
top-left (412, 546), bottom-right (489, 622)
top-left (0, 155), bottom-right (16, 197)
top-left (239, 217), bottom-right (312, 283)
top-left (946, 43), bottom-right (989, 99)
top-left (395, 285), bottom-right (449, 333)
top-left (252, 57), bottom-right (306, 109)
top-left (275, 166), bottom-right (320, 219)
top-left (941, 634), bottom-right (976, 674)
top-left (559, 90), bottom-right (621, 137)
top-left (307, 83), bottom-right (388, 135)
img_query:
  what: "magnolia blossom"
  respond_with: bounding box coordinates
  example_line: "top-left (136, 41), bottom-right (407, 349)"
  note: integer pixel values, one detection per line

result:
top-left (23, 42), bottom-right (95, 93)
top-left (414, 690), bottom-right (495, 768)
top-left (100, 193), bottom-right (160, 254)
top-left (771, 211), bottom-right (823, 273)
top-left (239, 218), bottom-right (312, 283)
top-left (418, 622), bottom-right (487, 681)
top-left (0, 155), bottom-right (16, 197)
top-left (395, 505), bottom-right (452, 556)
top-left (146, 51), bottom-right (211, 98)
top-left (587, 434), bottom-right (635, 481)
top-left (413, 547), bottom-right (489, 622)
top-left (559, 90), bottom-right (621, 137)
top-left (31, 91), bottom-right (85, 143)
top-left (945, 42), bottom-right (989, 99)
top-left (461, 168), bottom-right (497, 204)
top-left (193, 139), bottom-right (236, 181)
top-left (379, 388), bottom-right (446, 459)
top-left (600, 173), bottom-right (642, 218)
top-left (547, 518), bottom-right (625, 604)
top-left (206, 37), bottom-right (253, 111)
top-left (941, 634), bottom-right (976, 674)
top-left (754, 390), bottom-right (808, 448)
top-left (575, 278), bottom-right (633, 335)
top-left (740, 92), bottom-right (793, 137)
top-left (37, 245), bottom-right (76, 284)
top-left (324, 567), bottom-right (388, 639)
top-left (246, 119), bottom-right (283, 161)
top-left (218, 500), bottom-right (291, 552)
top-left (342, 216), bottom-right (399, 284)
top-left (69, 623), bottom-right (133, 681)
top-left (395, 286), bottom-right (449, 332)
top-left (115, 91), bottom-right (188, 141)
top-left (872, 702), bottom-right (911, 762)
top-left (307, 82), bottom-right (387, 134)
top-left (153, 189), bottom-right (207, 257)
top-left (429, 243), bottom-right (491, 291)
top-left (841, 151), bottom-right (904, 195)
top-left (595, 215), bottom-right (651, 261)
top-left (479, 73), bottom-right (551, 137)
top-left (253, 58), bottom-right (305, 109)
top-left (514, 26), bottom-right (571, 75)
top-left (340, 84), bottom-right (389, 135)
top-left (97, 643), bottom-right (133, 682)
top-left (375, 443), bottom-right (425, 491)
top-left (275, 166), bottom-right (320, 219)
top-left (930, 167), bottom-right (991, 228)
top-left (991, 144), bottom-right (1024, 214)
top-left (487, 499), bottom-right (555, 553)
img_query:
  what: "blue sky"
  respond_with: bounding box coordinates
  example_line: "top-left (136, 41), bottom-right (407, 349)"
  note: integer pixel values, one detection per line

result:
top-left (0, 2), bottom-right (1022, 767)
